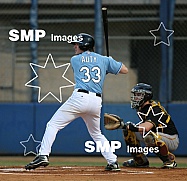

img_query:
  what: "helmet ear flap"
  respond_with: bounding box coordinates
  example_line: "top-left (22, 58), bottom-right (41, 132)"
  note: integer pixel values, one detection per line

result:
top-left (144, 92), bottom-right (153, 102)
top-left (77, 33), bottom-right (95, 51)
top-left (79, 45), bottom-right (87, 51)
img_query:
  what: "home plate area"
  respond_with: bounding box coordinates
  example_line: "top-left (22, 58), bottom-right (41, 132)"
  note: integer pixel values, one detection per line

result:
top-left (0, 166), bottom-right (186, 181)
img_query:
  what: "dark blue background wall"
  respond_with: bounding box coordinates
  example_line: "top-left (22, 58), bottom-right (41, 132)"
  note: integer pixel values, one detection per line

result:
top-left (0, 103), bottom-right (186, 156)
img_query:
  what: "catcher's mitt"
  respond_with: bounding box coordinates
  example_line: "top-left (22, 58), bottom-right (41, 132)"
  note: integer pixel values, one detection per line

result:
top-left (104, 113), bottom-right (126, 130)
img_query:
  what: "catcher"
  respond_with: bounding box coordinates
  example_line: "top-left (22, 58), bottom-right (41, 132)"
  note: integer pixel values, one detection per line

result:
top-left (104, 83), bottom-right (179, 168)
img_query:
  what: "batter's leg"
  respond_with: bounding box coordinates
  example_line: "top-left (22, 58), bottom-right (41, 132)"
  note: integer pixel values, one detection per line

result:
top-left (25, 93), bottom-right (82, 170)
top-left (82, 114), bottom-right (120, 171)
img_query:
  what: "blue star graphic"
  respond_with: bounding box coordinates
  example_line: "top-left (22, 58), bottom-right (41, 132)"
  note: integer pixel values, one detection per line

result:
top-left (20, 134), bottom-right (41, 156)
top-left (136, 107), bottom-right (167, 138)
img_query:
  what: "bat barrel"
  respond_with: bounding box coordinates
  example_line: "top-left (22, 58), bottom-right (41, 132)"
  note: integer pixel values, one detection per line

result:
top-left (102, 7), bottom-right (109, 57)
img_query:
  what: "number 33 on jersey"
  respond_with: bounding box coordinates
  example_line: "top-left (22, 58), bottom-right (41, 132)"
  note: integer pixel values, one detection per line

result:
top-left (71, 51), bottom-right (122, 94)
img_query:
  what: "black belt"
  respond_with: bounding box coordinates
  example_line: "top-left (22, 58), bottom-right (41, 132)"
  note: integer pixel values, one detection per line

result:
top-left (77, 89), bottom-right (101, 97)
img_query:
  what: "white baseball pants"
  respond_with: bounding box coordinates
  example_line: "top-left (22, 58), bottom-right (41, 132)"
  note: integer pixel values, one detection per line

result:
top-left (39, 89), bottom-right (117, 164)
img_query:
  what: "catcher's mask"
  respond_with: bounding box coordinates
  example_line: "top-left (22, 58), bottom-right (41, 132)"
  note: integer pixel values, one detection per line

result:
top-left (71, 33), bottom-right (95, 51)
top-left (131, 83), bottom-right (153, 109)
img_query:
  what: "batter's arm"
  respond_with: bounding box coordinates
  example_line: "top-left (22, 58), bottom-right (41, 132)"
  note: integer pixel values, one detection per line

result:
top-left (119, 64), bottom-right (128, 74)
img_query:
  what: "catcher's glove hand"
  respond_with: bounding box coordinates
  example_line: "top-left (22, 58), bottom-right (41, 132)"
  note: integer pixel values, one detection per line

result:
top-left (104, 113), bottom-right (126, 130)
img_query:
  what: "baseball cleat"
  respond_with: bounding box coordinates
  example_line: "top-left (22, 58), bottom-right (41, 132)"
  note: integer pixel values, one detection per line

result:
top-left (25, 155), bottom-right (49, 170)
top-left (161, 160), bottom-right (177, 169)
top-left (123, 159), bottom-right (149, 168)
top-left (105, 162), bottom-right (121, 171)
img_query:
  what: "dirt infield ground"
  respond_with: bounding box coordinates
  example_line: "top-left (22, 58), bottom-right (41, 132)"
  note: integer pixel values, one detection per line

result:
top-left (1, 166), bottom-right (187, 181)
top-left (0, 156), bottom-right (186, 181)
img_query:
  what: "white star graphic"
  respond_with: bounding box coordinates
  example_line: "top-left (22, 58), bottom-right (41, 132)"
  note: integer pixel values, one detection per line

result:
top-left (149, 22), bottom-right (174, 46)
top-left (136, 107), bottom-right (167, 138)
top-left (25, 53), bottom-right (75, 103)
top-left (20, 134), bottom-right (41, 156)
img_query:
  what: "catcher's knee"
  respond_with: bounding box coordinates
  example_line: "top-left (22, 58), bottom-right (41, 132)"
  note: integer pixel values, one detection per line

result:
top-left (144, 133), bottom-right (164, 147)
top-left (144, 133), bottom-right (156, 147)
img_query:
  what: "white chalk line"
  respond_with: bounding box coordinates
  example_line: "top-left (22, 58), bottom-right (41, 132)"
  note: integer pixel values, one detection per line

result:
top-left (0, 167), bottom-right (154, 175)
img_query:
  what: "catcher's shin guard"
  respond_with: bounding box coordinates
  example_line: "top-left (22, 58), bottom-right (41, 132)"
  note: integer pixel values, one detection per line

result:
top-left (123, 154), bottom-right (149, 167)
top-left (144, 133), bottom-right (177, 168)
top-left (123, 128), bottom-right (140, 147)
top-left (123, 129), bottom-right (149, 167)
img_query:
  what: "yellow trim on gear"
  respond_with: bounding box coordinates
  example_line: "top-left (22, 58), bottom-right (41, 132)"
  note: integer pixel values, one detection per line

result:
top-left (151, 101), bottom-right (171, 124)
top-left (165, 115), bottom-right (170, 124)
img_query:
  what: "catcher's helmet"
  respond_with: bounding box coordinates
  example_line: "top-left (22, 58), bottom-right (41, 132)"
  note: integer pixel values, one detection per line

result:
top-left (71, 33), bottom-right (95, 51)
top-left (131, 83), bottom-right (153, 109)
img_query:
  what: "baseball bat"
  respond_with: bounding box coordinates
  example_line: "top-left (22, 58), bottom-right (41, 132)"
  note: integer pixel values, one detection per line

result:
top-left (102, 7), bottom-right (109, 57)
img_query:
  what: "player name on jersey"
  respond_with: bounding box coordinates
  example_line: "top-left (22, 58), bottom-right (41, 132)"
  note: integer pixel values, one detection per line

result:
top-left (82, 56), bottom-right (97, 63)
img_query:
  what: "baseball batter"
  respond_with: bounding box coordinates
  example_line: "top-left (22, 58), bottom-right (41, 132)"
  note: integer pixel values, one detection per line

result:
top-left (25, 33), bottom-right (128, 171)
top-left (122, 83), bottom-right (179, 168)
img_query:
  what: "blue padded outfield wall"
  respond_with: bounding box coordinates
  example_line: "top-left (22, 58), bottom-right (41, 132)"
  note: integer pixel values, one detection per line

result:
top-left (0, 103), bottom-right (186, 156)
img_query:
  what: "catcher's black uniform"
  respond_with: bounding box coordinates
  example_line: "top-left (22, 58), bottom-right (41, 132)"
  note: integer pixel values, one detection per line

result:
top-left (137, 100), bottom-right (179, 136)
